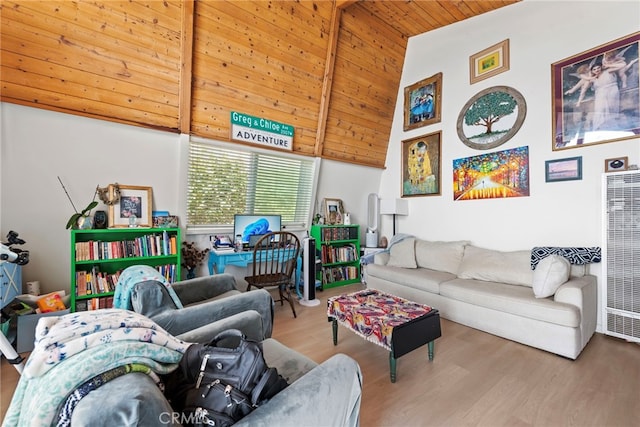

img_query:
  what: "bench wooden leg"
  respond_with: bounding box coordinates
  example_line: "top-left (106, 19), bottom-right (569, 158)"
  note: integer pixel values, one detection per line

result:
top-left (332, 319), bottom-right (338, 345)
top-left (389, 351), bottom-right (397, 383)
top-left (428, 340), bottom-right (435, 361)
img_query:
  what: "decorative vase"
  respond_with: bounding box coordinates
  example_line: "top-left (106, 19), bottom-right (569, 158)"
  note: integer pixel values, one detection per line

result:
top-left (77, 215), bottom-right (93, 230)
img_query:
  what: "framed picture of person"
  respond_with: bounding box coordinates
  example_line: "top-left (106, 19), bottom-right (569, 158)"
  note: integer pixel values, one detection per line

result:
top-left (403, 72), bottom-right (442, 131)
top-left (109, 185), bottom-right (153, 228)
top-left (552, 32), bottom-right (639, 151)
top-left (323, 198), bottom-right (344, 225)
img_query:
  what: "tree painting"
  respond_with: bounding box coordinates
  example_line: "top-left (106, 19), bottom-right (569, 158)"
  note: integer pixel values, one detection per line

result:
top-left (457, 86), bottom-right (526, 150)
top-left (464, 91), bottom-right (517, 135)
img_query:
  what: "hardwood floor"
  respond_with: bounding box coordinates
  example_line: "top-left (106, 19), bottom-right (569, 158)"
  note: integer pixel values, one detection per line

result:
top-left (2, 283), bottom-right (639, 426)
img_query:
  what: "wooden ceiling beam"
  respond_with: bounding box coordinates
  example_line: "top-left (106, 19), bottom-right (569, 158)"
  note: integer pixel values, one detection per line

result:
top-left (314, 1), bottom-right (342, 157)
top-left (179, 0), bottom-right (195, 134)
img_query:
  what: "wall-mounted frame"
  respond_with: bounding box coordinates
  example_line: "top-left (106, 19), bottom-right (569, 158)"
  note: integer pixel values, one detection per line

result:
top-left (604, 156), bottom-right (629, 173)
top-left (402, 131), bottom-right (441, 197)
top-left (545, 156), bottom-right (583, 182)
top-left (403, 72), bottom-right (442, 131)
top-left (109, 185), bottom-right (153, 228)
top-left (469, 39), bottom-right (510, 84)
top-left (323, 198), bottom-right (344, 225)
top-left (457, 86), bottom-right (527, 150)
top-left (453, 146), bottom-right (530, 201)
top-left (552, 32), bottom-right (639, 151)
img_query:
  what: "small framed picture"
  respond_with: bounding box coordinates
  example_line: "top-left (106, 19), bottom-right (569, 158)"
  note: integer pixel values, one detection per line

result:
top-left (109, 185), bottom-right (153, 228)
top-left (323, 198), bottom-right (344, 225)
top-left (403, 72), bottom-right (443, 131)
top-left (469, 39), bottom-right (510, 84)
top-left (545, 156), bottom-right (583, 182)
top-left (604, 157), bottom-right (629, 173)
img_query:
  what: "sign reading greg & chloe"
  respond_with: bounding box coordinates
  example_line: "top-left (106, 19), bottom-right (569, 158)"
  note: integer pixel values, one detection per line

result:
top-left (230, 111), bottom-right (294, 151)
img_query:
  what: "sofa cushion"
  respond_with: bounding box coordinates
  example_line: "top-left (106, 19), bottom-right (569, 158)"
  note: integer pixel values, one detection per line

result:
top-left (440, 278), bottom-right (580, 327)
top-left (458, 245), bottom-right (533, 287)
top-left (366, 263), bottom-right (455, 294)
top-left (386, 238), bottom-right (417, 268)
top-left (532, 255), bottom-right (570, 298)
top-left (415, 240), bottom-right (468, 274)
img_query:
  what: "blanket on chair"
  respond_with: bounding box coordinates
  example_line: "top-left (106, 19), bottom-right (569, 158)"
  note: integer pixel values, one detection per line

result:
top-left (113, 264), bottom-right (184, 310)
top-left (2, 309), bottom-right (189, 427)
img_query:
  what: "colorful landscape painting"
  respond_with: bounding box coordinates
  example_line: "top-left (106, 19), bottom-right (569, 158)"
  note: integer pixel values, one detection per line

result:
top-left (453, 146), bottom-right (530, 201)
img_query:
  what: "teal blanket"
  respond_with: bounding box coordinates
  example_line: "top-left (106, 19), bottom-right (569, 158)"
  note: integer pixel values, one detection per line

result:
top-left (2, 309), bottom-right (189, 427)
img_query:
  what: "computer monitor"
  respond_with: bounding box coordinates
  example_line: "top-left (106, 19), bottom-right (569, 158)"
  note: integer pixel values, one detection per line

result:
top-left (233, 214), bottom-right (282, 245)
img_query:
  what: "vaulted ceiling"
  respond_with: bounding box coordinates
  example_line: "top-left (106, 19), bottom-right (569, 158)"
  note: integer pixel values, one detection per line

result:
top-left (1, 1), bottom-right (519, 168)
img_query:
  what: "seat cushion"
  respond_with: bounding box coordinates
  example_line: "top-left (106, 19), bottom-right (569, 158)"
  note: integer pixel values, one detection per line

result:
top-left (366, 263), bottom-right (456, 294)
top-left (261, 338), bottom-right (317, 384)
top-left (440, 278), bottom-right (580, 327)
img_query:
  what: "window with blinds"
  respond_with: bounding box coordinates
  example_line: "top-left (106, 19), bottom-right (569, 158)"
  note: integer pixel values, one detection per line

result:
top-left (187, 140), bottom-right (316, 228)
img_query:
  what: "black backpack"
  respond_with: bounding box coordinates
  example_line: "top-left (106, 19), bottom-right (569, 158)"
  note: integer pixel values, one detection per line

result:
top-left (164, 329), bottom-right (288, 427)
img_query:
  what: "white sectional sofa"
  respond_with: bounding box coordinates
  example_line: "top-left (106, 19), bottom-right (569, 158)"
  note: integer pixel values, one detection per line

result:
top-left (364, 237), bottom-right (597, 359)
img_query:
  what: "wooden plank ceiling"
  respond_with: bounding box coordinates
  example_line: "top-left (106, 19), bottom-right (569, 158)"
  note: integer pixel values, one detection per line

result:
top-left (0, 0), bottom-right (519, 169)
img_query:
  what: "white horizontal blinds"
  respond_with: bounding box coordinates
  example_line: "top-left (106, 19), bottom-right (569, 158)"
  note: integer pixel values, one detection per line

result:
top-left (188, 140), bottom-right (315, 227)
top-left (605, 172), bottom-right (640, 340)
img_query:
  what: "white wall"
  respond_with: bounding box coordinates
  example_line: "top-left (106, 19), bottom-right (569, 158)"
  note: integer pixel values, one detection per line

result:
top-left (0, 103), bottom-right (382, 292)
top-left (379, 0), bottom-right (640, 332)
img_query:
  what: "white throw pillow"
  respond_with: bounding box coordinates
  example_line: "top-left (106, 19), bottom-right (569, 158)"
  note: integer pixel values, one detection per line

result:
top-left (532, 255), bottom-right (571, 298)
top-left (386, 238), bottom-right (417, 268)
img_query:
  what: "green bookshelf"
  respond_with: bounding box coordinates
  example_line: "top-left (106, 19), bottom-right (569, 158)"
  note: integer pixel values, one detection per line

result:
top-left (310, 224), bottom-right (360, 289)
top-left (70, 227), bottom-right (181, 312)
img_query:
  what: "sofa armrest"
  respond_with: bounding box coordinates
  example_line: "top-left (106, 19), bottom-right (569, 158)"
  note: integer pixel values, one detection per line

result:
top-left (554, 274), bottom-right (597, 345)
top-left (172, 273), bottom-right (239, 306)
top-left (175, 309), bottom-right (266, 343)
top-left (374, 252), bottom-right (389, 265)
top-left (235, 354), bottom-right (362, 427)
top-left (150, 289), bottom-right (275, 339)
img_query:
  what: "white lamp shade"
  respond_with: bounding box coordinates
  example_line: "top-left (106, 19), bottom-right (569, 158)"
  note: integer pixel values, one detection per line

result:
top-left (380, 198), bottom-right (408, 216)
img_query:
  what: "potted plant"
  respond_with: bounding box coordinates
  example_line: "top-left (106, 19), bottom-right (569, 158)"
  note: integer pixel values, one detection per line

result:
top-left (181, 242), bottom-right (210, 279)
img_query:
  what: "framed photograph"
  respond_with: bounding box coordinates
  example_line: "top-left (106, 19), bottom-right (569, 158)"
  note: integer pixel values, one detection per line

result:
top-left (403, 72), bottom-right (442, 131)
top-left (545, 157), bottom-right (583, 182)
top-left (109, 185), bottom-right (153, 228)
top-left (552, 32), bottom-right (639, 151)
top-left (457, 86), bottom-right (527, 150)
top-left (323, 198), bottom-right (344, 225)
top-left (604, 156), bottom-right (629, 173)
top-left (402, 131), bottom-right (441, 197)
top-left (453, 146), bottom-right (530, 201)
top-left (469, 39), bottom-right (510, 84)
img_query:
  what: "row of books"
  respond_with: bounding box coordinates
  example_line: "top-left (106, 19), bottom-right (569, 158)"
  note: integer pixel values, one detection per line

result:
top-left (75, 264), bottom-right (178, 296)
top-left (321, 265), bottom-right (359, 284)
top-left (319, 227), bottom-right (357, 242)
top-left (320, 244), bottom-right (358, 264)
top-left (75, 231), bottom-right (178, 261)
top-left (75, 267), bottom-right (121, 295)
top-left (75, 296), bottom-right (114, 312)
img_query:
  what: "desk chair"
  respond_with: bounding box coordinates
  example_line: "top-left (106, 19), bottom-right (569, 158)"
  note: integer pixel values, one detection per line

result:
top-left (245, 231), bottom-right (300, 318)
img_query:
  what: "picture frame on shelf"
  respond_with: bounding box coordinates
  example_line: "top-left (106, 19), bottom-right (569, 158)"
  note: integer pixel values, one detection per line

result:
top-left (323, 198), bottom-right (344, 225)
top-left (545, 156), bottom-right (583, 182)
top-left (552, 32), bottom-right (639, 151)
top-left (402, 131), bottom-right (441, 197)
top-left (403, 72), bottom-right (442, 131)
top-left (604, 156), bottom-right (629, 173)
top-left (469, 39), bottom-right (510, 84)
top-left (108, 185), bottom-right (153, 228)
top-left (457, 86), bottom-right (527, 150)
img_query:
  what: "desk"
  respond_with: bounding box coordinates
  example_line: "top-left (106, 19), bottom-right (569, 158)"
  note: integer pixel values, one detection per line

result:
top-left (208, 249), bottom-right (301, 289)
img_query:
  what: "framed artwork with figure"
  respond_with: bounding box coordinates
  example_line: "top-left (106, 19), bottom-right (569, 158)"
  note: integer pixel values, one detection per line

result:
top-left (109, 185), bottom-right (153, 228)
top-left (552, 32), bottom-right (639, 151)
top-left (403, 73), bottom-right (442, 131)
top-left (401, 131), bottom-right (441, 197)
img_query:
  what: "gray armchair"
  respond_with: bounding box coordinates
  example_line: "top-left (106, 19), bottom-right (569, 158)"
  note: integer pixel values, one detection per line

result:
top-left (5, 269), bottom-right (363, 426)
top-left (127, 272), bottom-right (275, 343)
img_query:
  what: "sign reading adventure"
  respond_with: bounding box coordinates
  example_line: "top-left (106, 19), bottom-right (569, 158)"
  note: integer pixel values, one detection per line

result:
top-left (230, 111), bottom-right (294, 151)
